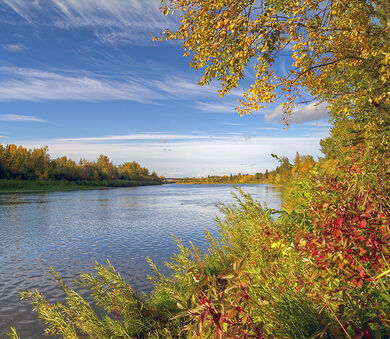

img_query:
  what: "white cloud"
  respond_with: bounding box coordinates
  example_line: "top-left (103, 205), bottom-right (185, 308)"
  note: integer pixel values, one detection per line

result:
top-left (0, 66), bottom-right (223, 102)
top-left (265, 102), bottom-right (328, 124)
top-left (22, 135), bottom-right (323, 177)
top-left (0, 114), bottom-right (47, 122)
top-left (2, 43), bottom-right (26, 52)
top-left (195, 101), bottom-right (236, 113)
top-left (2, 0), bottom-right (177, 45)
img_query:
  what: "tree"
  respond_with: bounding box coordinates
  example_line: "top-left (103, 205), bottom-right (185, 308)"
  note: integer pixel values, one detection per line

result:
top-left (96, 155), bottom-right (116, 180)
top-left (159, 0), bottom-right (390, 129)
top-left (50, 156), bottom-right (78, 180)
top-left (30, 146), bottom-right (50, 180)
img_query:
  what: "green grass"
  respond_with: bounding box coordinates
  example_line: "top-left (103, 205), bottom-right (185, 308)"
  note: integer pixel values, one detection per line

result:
top-left (10, 186), bottom-right (390, 338)
top-left (0, 179), bottom-right (162, 193)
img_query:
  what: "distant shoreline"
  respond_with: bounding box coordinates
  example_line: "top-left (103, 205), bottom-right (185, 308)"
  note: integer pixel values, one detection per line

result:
top-left (177, 181), bottom-right (272, 185)
top-left (0, 179), bottom-right (162, 194)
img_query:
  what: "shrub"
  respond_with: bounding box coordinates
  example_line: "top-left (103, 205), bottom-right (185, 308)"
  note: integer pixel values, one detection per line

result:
top-left (13, 145), bottom-right (390, 338)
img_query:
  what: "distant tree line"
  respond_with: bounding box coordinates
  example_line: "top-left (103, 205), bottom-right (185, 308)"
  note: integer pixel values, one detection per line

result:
top-left (0, 144), bottom-right (161, 183)
top-left (182, 153), bottom-right (315, 185)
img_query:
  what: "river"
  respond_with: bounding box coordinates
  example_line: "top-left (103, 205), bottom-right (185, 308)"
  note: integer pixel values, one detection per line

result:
top-left (0, 184), bottom-right (281, 338)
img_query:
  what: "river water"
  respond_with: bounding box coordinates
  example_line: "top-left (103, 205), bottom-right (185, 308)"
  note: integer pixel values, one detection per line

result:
top-left (0, 184), bottom-right (281, 338)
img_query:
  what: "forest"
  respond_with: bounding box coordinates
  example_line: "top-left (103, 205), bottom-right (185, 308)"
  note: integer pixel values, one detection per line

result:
top-left (0, 144), bottom-right (162, 191)
top-left (181, 153), bottom-right (315, 185)
top-left (8, 0), bottom-right (390, 338)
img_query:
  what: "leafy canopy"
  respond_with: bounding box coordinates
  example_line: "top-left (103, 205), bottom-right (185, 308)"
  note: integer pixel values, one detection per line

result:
top-left (158, 0), bottom-right (390, 124)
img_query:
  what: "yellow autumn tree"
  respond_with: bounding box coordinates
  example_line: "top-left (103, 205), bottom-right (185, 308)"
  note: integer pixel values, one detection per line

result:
top-left (159, 0), bottom-right (390, 128)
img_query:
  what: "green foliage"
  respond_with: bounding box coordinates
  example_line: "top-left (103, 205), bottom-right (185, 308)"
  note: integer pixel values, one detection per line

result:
top-left (20, 263), bottom-right (182, 338)
top-left (181, 173), bottom-right (265, 184)
top-left (16, 180), bottom-right (390, 338)
top-left (10, 133), bottom-right (389, 339)
top-left (7, 0), bottom-right (390, 337)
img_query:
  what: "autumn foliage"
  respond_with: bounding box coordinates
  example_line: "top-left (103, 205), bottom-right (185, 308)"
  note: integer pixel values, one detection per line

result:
top-left (10, 0), bottom-right (390, 338)
top-left (159, 0), bottom-right (389, 125)
top-left (0, 144), bottom-right (161, 183)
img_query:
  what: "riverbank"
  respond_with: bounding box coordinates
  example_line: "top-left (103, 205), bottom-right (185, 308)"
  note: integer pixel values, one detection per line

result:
top-left (0, 179), bottom-right (162, 193)
top-left (178, 181), bottom-right (267, 185)
top-left (0, 184), bottom-right (281, 337)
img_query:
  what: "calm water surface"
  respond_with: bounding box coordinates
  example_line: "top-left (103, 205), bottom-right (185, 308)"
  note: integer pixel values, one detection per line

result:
top-left (0, 184), bottom-right (281, 337)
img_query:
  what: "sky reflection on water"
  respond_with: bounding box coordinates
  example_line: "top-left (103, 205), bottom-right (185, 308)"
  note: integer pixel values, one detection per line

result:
top-left (0, 184), bottom-right (281, 338)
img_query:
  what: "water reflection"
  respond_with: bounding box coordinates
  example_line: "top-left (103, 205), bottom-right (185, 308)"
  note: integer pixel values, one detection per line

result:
top-left (0, 184), bottom-right (281, 337)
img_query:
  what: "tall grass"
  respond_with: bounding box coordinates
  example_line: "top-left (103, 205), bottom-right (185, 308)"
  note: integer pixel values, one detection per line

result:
top-left (0, 179), bottom-right (161, 192)
top-left (10, 143), bottom-right (390, 338)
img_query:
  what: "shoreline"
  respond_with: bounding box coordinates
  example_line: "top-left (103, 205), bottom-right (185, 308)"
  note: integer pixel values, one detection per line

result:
top-left (0, 180), bottom-right (162, 194)
top-left (177, 181), bottom-right (275, 185)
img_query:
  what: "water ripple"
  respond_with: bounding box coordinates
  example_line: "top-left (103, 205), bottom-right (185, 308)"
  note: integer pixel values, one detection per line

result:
top-left (0, 184), bottom-right (281, 337)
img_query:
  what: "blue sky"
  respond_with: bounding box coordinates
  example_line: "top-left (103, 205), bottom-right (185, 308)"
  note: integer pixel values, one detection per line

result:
top-left (0, 0), bottom-right (330, 177)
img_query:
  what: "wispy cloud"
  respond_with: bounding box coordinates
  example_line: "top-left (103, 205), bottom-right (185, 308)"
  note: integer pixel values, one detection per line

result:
top-left (195, 101), bottom-right (237, 113)
top-left (222, 122), bottom-right (242, 126)
top-left (0, 66), bottom-right (155, 102)
top-left (55, 133), bottom-right (219, 142)
top-left (0, 66), bottom-right (224, 102)
top-left (150, 77), bottom-right (219, 100)
top-left (56, 133), bottom-right (292, 143)
top-left (265, 102), bottom-right (328, 124)
top-left (2, 0), bottom-right (177, 45)
top-left (2, 43), bottom-right (26, 52)
top-left (0, 114), bottom-right (47, 122)
top-left (255, 127), bottom-right (280, 130)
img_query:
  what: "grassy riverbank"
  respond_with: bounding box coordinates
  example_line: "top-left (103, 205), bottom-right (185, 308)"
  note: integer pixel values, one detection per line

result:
top-left (7, 0), bottom-right (390, 335)
top-left (14, 144), bottom-right (390, 338)
top-left (179, 181), bottom-right (280, 187)
top-left (0, 179), bottom-right (162, 193)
